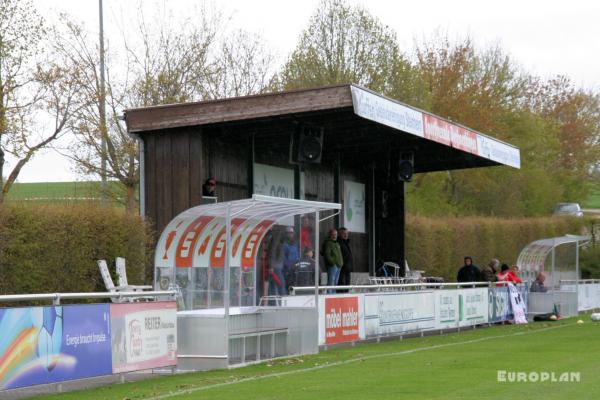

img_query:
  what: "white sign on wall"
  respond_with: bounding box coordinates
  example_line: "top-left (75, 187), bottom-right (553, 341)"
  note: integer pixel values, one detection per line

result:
top-left (364, 292), bottom-right (436, 337)
top-left (343, 180), bottom-right (366, 233)
top-left (253, 163), bottom-right (295, 199)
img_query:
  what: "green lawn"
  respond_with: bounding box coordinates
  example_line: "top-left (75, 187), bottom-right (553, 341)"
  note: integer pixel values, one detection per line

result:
top-left (36, 318), bottom-right (600, 400)
top-left (5, 181), bottom-right (127, 206)
top-left (583, 187), bottom-right (600, 209)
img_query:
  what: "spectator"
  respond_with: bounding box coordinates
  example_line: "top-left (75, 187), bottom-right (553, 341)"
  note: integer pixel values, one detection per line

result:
top-left (337, 227), bottom-right (353, 290)
top-left (457, 256), bottom-right (481, 283)
top-left (480, 258), bottom-right (499, 282)
top-left (530, 272), bottom-right (548, 292)
top-left (511, 265), bottom-right (522, 282)
top-left (300, 215), bottom-right (314, 251)
top-left (202, 177), bottom-right (217, 197)
top-left (269, 231), bottom-right (287, 296)
top-left (283, 226), bottom-right (300, 289)
top-left (322, 228), bottom-right (343, 294)
top-left (496, 263), bottom-right (522, 284)
top-left (293, 247), bottom-right (316, 287)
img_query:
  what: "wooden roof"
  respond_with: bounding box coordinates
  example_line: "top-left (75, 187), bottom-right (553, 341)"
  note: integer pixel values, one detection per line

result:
top-left (125, 84), bottom-right (520, 170)
top-left (125, 85), bottom-right (353, 133)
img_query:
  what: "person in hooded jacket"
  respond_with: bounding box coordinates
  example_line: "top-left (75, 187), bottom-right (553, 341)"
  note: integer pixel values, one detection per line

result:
top-left (457, 256), bottom-right (481, 282)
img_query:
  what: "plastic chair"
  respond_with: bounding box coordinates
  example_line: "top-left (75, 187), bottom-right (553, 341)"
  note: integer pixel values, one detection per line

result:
top-left (115, 257), bottom-right (153, 291)
top-left (97, 259), bottom-right (127, 303)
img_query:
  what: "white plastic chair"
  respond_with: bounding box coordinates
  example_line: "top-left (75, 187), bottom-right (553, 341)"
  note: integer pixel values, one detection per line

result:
top-left (115, 257), bottom-right (153, 291)
top-left (98, 259), bottom-right (127, 303)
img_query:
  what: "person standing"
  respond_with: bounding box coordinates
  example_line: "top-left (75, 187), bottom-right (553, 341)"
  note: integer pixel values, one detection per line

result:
top-left (480, 258), bottom-right (499, 282)
top-left (457, 256), bottom-right (481, 283)
top-left (322, 228), bottom-right (343, 294)
top-left (283, 226), bottom-right (300, 289)
top-left (337, 227), bottom-right (353, 290)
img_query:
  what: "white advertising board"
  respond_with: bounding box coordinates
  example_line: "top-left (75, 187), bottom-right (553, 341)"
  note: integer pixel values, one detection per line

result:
top-left (343, 180), bottom-right (366, 233)
top-left (253, 163), bottom-right (295, 199)
top-left (351, 86), bottom-right (424, 137)
top-left (457, 288), bottom-right (489, 327)
top-left (435, 290), bottom-right (459, 329)
top-left (364, 292), bottom-right (435, 337)
top-left (477, 135), bottom-right (521, 169)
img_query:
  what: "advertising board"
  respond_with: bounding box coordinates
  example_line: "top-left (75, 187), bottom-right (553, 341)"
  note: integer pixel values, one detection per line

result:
top-left (0, 304), bottom-right (112, 390)
top-left (110, 301), bottom-right (177, 373)
top-left (323, 296), bottom-right (361, 345)
top-left (364, 292), bottom-right (435, 337)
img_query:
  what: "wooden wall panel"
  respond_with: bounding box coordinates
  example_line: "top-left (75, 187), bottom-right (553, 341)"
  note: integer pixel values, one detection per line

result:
top-left (171, 130), bottom-right (190, 217)
top-left (189, 129), bottom-right (203, 206)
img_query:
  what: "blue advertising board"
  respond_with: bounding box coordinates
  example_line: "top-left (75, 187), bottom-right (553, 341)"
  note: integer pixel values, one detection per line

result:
top-left (488, 285), bottom-right (528, 323)
top-left (0, 304), bottom-right (112, 390)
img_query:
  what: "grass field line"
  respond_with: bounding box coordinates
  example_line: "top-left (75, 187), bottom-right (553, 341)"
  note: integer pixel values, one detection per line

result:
top-left (145, 323), bottom-right (573, 400)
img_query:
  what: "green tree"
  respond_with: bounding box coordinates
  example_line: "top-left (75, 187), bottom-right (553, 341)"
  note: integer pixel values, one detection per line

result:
top-left (279, 0), bottom-right (408, 93)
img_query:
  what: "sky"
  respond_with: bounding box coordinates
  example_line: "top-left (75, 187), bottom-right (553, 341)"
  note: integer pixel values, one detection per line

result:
top-left (13, 0), bottom-right (600, 183)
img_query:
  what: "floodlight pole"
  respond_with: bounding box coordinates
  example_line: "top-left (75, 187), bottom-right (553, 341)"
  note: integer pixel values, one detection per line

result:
top-left (99, 0), bottom-right (108, 205)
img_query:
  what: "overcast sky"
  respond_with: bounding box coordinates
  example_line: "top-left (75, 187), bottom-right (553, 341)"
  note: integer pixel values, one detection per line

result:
top-left (14, 0), bottom-right (600, 183)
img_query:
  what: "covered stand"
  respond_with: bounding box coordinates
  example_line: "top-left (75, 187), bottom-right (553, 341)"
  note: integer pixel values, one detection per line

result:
top-left (154, 195), bottom-right (340, 370)
top-left (517, 235), bottom-right (591, 317)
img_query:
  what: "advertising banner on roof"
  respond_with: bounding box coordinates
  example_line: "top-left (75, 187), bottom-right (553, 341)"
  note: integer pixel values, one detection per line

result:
top-left (422, 114), bottom-right (478, 154)
top-left (351, 86), bottom-right (424, 137)
top-left (477, 135), bottom-right (520, 168)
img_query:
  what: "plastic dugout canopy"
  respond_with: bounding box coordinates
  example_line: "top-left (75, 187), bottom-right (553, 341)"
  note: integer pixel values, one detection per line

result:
top-left (154, 194), bottom-right (341, 313)
top-left (516, 235), bottom-right (591, 290)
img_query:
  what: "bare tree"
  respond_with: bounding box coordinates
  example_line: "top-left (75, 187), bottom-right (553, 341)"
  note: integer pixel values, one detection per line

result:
top-left (0, 0), bottom-right (78, 201)
top-left (202, 29), bottom-right (275, 99)
top-left (57, 6), bottom-right (275, 213)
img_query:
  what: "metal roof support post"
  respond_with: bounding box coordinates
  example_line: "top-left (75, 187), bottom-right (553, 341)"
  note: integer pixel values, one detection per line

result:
top-left (314, 211), bottom-right (320, 311)
top-left (576, 241), bottom-right (580, 309)
top-left (224, 203), bottom-right (232, 363)
top-left (551, 244), bottom-right (556, 309)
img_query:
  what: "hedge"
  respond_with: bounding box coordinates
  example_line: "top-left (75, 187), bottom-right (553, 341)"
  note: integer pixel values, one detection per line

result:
top-left (0, 204), bottom-right (152, 296)
top-left (0, 204), bottom-right (591, 296)
top-left (405, 214), bottom-right (591, 281)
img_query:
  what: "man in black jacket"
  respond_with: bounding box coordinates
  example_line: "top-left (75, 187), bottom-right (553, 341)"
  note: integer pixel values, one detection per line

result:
top-left (337, 227), bottom-right (353, 291)
top-left (457, 256), bottom-right (481, 283)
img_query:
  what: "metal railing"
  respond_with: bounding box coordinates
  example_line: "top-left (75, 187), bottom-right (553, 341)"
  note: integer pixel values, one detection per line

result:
top-left (0, 290), bottom-right (176, 305)
top-left (560, 279), bottom-right (600, 284)
top-left (289, 281), bottom-right (510, 295)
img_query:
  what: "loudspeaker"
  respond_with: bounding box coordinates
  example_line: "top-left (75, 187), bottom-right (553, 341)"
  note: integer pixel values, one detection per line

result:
top-left (398, 152), bottom-right (414, 182)
top-left (290, 122), bottom-right (324, 164)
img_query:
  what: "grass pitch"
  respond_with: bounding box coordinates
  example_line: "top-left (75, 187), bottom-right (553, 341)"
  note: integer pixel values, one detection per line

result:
top-left (35, 318), bottom-right (600, 400)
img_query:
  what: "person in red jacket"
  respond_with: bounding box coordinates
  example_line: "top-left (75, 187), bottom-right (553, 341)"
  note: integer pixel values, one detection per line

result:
top-left (496, 264), bottom-right (522, 283)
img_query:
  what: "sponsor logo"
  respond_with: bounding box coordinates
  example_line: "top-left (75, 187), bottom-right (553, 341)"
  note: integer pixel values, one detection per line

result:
top-left (325, 297), bottom-right (360, 344)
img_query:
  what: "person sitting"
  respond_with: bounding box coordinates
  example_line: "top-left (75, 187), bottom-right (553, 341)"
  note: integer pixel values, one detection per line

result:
top-left (530, 272), bottom-right (548, 292)
top-left (457, 256), bottom-right (481, 283)
top-left (293, 247), bottom-right (316, 287)
top-left (496, 263), bottom-right (522, 284)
